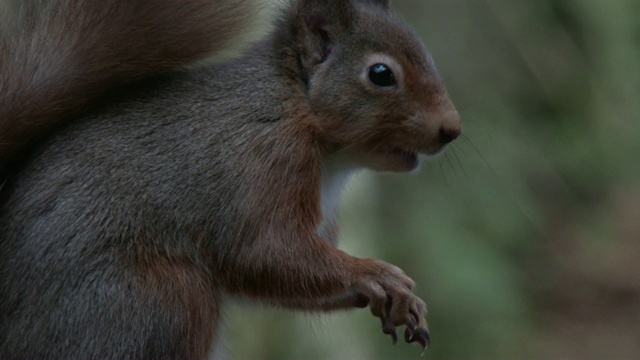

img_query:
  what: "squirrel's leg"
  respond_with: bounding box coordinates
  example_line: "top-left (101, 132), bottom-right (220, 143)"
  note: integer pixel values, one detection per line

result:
top-left (218, 231), bottom-right (429, 347)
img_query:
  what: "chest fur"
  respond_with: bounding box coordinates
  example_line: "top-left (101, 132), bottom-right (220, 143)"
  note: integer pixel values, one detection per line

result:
top-left (317, 156), bottom-right (357, 245)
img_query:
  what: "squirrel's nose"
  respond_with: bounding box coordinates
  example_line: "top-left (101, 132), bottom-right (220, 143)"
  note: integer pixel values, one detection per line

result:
top-left (437, 111), bottom-right (462, 144)
top-left (438, 125), bottom-right (461, 144)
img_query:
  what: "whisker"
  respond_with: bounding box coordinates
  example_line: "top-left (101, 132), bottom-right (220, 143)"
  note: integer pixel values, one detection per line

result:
top-left (438, 159), bottom-right (448, 185)
top-left (444, 152), bottom-right (459, 181)
top-left (450, 145), bottom-right (467, 178)
top-left (452, 140), bottom-right (469, 156)
top-left (460, 135), bottom-right (496, 174)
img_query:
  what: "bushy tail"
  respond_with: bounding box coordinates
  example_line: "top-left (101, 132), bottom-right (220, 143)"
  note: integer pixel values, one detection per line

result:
top-left (0, 0), bottom-right (257, 176)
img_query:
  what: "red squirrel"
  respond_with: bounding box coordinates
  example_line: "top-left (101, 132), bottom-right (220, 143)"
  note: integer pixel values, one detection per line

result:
top-left (0, 0), bottom-right (462, 358)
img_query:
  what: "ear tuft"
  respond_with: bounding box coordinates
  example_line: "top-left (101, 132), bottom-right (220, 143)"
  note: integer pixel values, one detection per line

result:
top-left (295, 0), bottom-right (356, 76)
top-left (296, 0), bottom-right (356, 34)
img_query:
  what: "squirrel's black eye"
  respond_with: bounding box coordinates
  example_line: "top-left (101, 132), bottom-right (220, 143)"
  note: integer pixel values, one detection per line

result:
top-left (368, 63), bottom-right (396, 87)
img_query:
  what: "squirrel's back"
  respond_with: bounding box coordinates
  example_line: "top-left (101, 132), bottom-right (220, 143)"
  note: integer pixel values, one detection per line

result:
top-left (0, 0), bottom-right (257, 179)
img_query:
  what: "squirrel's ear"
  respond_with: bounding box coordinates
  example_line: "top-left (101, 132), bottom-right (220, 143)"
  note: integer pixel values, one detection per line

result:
top-left (295, 0), bottom-right (355, 70)
top-left (358, 0), bottom-right (390, 10)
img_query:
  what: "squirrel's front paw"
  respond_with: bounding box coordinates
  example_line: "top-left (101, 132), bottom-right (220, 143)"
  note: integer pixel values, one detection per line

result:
top-left (353, 259), bottom-right (430, 352)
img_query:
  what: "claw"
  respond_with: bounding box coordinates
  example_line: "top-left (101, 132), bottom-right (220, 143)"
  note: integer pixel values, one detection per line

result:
top-left (404, 327), bottom-right (430, 354)
top-left (404, 327), bottom-right (415, 342)
top-left (383, 327), bottom-right (398, 345)
top-left (381, 318), bottom-right (397, 345)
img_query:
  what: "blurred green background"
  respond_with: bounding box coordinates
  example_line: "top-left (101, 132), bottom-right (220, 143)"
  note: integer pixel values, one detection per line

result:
top-left (227, 1), bottom-right (640, 359)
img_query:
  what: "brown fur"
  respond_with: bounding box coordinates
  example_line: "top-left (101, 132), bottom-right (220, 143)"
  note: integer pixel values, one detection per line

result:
top-left (0, 0), bottom-right (460, 357)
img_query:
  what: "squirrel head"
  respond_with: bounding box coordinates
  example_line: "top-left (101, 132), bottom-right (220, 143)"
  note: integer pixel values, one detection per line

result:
top-left (284, 0), bottom-right (462, 172)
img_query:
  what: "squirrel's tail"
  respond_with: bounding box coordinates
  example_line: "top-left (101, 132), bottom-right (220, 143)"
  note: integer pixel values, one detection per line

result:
top-left (0, 0), bottom-right (258, 176)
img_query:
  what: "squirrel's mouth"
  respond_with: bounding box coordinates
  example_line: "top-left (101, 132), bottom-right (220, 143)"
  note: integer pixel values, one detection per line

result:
top-left (385, 147), bottom-right (419, 171)
top-left (349, 145), bottom-right (441, 172)
top-left (381, 143), bottom-right (449, 172)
